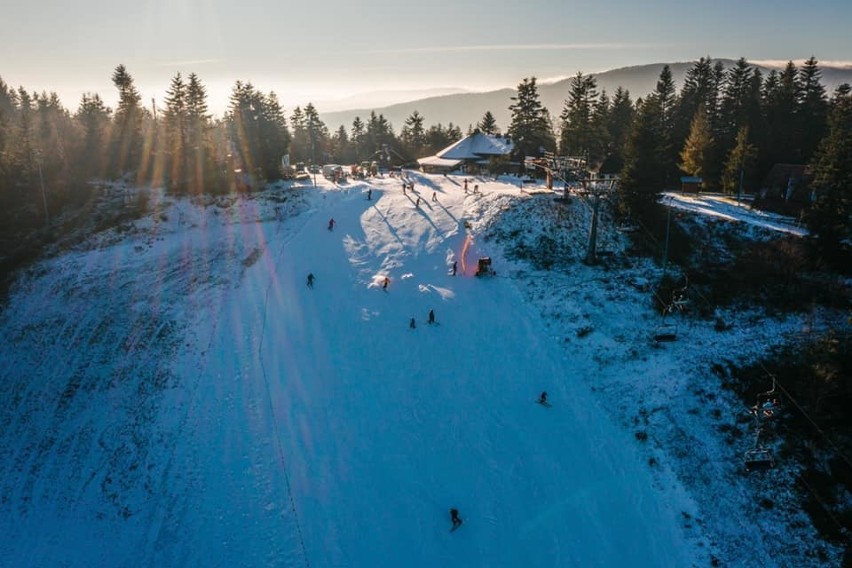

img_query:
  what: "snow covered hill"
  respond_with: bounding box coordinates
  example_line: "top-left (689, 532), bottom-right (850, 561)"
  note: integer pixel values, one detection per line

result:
top-left (0, 174), bottom-right (840, 566)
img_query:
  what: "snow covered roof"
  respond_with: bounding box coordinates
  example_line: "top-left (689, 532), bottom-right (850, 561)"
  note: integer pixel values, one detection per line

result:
top-left (435, 132), bottom-right (514, 161)
top-left (416, 155), bottom-right (462, 168)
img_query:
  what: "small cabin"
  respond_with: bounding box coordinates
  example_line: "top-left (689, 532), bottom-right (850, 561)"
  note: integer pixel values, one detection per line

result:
top-left (680, 176), bottom-right (702, 194)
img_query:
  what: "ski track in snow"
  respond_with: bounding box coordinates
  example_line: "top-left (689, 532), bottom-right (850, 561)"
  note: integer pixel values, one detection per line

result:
top-left (0, 175), bottom-right (841, 567)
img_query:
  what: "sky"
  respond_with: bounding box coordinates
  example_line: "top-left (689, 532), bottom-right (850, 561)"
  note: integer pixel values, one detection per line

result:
top-left (2, 0), bottom-right (851, 117)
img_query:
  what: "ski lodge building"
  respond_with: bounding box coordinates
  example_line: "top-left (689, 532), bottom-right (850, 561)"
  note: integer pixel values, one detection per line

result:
top-left (417, 132), bottom-right (514, 174)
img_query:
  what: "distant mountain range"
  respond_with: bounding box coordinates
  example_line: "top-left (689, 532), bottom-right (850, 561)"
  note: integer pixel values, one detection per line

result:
top-left (320, 60), bottom-right (852, 133)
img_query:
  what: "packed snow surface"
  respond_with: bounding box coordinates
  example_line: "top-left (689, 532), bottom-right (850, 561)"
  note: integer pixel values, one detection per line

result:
top-left (0, 174), bottom-right (834, 566)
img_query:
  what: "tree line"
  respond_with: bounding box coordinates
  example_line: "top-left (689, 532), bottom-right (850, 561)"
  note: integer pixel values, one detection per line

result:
top-left (0, 56), bottom-right (849, 251)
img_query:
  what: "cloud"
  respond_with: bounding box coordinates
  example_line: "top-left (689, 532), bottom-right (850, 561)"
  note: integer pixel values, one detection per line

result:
top-left (362, 43), bottom-right (668, 55)
top-left (751, 59), bottom-right (852, 69)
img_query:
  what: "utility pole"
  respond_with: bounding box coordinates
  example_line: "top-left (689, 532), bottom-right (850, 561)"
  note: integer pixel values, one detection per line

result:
top-left (584, 183), bottom-right (601, 265)
top-left (662, 198), bottom-right (672, 277)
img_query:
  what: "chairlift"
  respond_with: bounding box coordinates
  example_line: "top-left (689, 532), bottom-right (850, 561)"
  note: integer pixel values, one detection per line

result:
top-left (616, 219), bottom-right (637, 233)
top-left (670, 277), bottom-right (689, 311)
top-left (475, 257), bottom-right (496, 277)
top-left (744, 447), bottom-right (775, 471)
top-left (653, 320), bottom-right (678, 343)
top-left (752, 376), bottom-right (782, 419)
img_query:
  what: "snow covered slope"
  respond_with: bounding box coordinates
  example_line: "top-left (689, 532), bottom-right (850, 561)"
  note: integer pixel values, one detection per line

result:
top-left (0, 174), bottom-right (836, 566)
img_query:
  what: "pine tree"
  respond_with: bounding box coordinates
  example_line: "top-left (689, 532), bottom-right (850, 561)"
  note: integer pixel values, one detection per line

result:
top-left (798, 56), bottom-right (829, 162)
top-left (227, 81), bottom-right (290, 182)
top-left (720, 126), bottom-right (757, 195)
top-left (400, 110), bottom-right (426, 158)
top-left (602, 87), bottom-right (633, 174)
top-left (679, 106), bottom-right (714, 178)
top-left (653, 65), bottom-right (678, 185)
top-left (765, 61), bottom-right (802, 165)
top-left (75, 93), bottom-right (111, 176)
top-left (111, 64), bottom-right (143, 175)
top-left (185, 73), bottom-right (213, 191)
top-left (619, 94), bottom-right (668, 217)
top-left (559, 72), bottom-right (603, 164)
top-left (508, 77), bottom-right (555, 158)
top-left (163, 73), bottom-right (187, 185)
top-left (655, 65), bottom-right (677, 134)
top-left (366, 111), bottom-right (395, 155)
top-left (303, 103), bottom-right (328, 164)
top-left (477, 111), bottom-right (499, 134)
top-left (719, 58), bottom-right (756, 151)
top-left (807, 83), bottom-right (852, 249)
top-left (330, 125), bottom-right (352, 163)
top-left (350, 117), bottom-right (366, 160)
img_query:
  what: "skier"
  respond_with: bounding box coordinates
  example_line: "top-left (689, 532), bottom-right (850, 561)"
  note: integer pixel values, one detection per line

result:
top-left (473, 184), bottom-right (479, 194)
top-left (409, 317), bottom-right (416, 329)
top-left (539, 391), bottom-right (548, 405)
top-left (416, 196), bottom-right (421, 207)
top-left (367, 188), bottom-right (372, 200)
top-left (306, 273), bottom-right (315, 288)
top-left (432, 191), bottom-right (437, 202)
top-left (402, 183), bottom-right (407, 195)
top-left (450, 508), bottom-right (463, 530)
top-left (428, 309), bottom-right (435, 324)
top-left (328, 218), bottom-right (335, 231)
top-left (451, 260), bottom-right (457, 276)
top-left (464, 179), bottom-right (469, 192)
top-left (382, 276), bottom-right (390, 291)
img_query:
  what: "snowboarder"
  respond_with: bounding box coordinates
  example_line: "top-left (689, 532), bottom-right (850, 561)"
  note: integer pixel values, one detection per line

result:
top-left (451, 261), bottom-right (457, 276)
top-left (409, 317), bottom-right (416, 329)
top-left (306, 273), bottom-right (315, 288)
top-left (539, 391), bottom-right (548, 405)
top-left (473, 184), bottom-right (479, 194)
top-left (367, 188), bottom-right (372, 200)
top-left (328, 218), bottom-right (335, 231)
top-left (382, 276), bottom-right (390, 291)
top-left (432, 191), bottom-right (437, 202)
top-left (450, 508), bottom-right (462, 530)
top-left (428, 309), bottom-right (435, 324)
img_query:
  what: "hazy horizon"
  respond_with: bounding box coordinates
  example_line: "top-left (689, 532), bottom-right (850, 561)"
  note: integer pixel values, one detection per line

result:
top-left (3, 0), bottom-right (851, 117)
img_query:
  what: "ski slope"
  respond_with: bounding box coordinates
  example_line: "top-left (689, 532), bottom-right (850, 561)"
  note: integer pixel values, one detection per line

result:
top-left (4, 172), bottom-right (829, 566)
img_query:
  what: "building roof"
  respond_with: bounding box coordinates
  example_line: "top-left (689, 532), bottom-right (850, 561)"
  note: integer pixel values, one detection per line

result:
top-left (416, 155), bottom-right (463, 169)
top-left (436, 132), bottom-right (514, 161)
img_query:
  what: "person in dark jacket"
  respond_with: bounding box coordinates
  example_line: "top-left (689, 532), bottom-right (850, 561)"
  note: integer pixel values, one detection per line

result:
top-left (428, 309), bottom-right (435, 324)
top-left (450, 508), bottom-right (462, 529)
top-left (306, 273), bottom-right (315, 288)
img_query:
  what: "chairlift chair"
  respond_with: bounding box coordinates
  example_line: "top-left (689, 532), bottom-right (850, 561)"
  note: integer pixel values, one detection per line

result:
top-left (653, 321), bottom-right (678, 343)
top-left (744, 447), bottom-right (775, 471)
top-left (475, 257), bottom-right (495, 277)
top-left (670, 277), bottom-right (689, 311)
top-left (616, 219), bottom-right (637, 233)
top-left (753, 376), bottom-right (782, 419)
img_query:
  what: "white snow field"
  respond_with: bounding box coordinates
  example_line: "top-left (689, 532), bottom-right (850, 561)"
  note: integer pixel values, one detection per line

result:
top-left (0, 173), bottom-right (836, 567)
